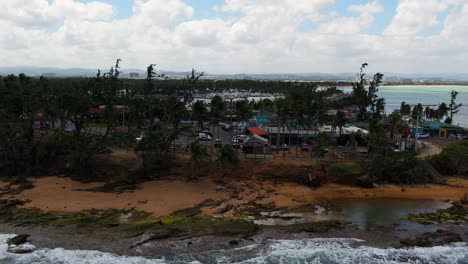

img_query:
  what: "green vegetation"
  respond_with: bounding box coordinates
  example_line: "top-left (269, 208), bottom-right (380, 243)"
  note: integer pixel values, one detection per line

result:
top-left (0, 61), bottom-right (464, 187)
top-left (0, 203), bottom-right (259, 239)
top-left (402, 203), bottom-right (467, 225)
top-left (430, 141), bottom-right (468, 176)
top-left (329, 162), bottom-right (363, 177)
top-left (369, 152), bottom-right (431, 184)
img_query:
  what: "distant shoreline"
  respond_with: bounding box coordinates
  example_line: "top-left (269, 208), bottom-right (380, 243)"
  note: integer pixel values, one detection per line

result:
top-left (383, 84), bottom-right (468, 87)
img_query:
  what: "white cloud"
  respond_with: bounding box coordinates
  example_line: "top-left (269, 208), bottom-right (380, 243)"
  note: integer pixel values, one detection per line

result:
top-left (132, 0), bottom-right (194, 27)
top-left (0, 0), bottom-right (115, 27)
top-left (384, 0), bottom-right (447, 35)
top-left (1, 0), bottom-right (468, 74)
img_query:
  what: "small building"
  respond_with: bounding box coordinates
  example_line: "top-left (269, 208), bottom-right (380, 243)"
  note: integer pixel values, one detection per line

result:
top-left (419, 121), bottom-right (465, 137)
top-left (242, 134), bottom-right (270, 154)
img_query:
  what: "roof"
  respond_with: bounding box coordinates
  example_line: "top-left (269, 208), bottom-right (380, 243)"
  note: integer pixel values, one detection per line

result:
top-left (244, 134), bottom-right (269, 144)
top-left (247, 127), bottom-right (268, 136)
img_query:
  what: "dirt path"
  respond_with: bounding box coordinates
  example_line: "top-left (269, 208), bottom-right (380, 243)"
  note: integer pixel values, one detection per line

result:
top-left (417, 141), bottom-right (443, 159)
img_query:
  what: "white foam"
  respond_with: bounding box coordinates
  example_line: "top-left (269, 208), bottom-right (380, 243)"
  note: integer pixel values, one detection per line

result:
top-left (236, 238), bottom-right (468, 264)
top-left (1, 235), bottom-right (467, 264)
top-left (1, 234), bottom-right (167, 264)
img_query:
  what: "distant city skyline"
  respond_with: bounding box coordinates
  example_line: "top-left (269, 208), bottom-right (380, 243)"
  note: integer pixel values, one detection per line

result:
top-left (1, 0), bottom-right (468, 74)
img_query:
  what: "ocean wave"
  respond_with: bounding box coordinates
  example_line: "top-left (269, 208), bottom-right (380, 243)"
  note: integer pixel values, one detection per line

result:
top-left (236, 238), bottom-right (468, 264)
top-left (1, 234), bottom-right (467, 264)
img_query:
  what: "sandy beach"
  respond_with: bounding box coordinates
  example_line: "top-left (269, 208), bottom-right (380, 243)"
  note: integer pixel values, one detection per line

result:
top-left (3, 175), bottom-right (466, 217)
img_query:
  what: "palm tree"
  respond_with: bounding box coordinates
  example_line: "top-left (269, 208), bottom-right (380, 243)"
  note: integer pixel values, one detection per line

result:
top-left (193, 100), bottom-right (207, 130)
top-left (448, 90), bottom-right (462, 124)
top-left (274, 98), bottom-right (288, 153)
top-left (189, 142), bottom-right (210, 181)
top-left (218, 144), bottom-right (240, 177)
top-left (333, 111), bottom-right (347, 135)
top-left (211, 95), bottom-right (225, 149)
top-left (388, 111), bottom-right (401, 141)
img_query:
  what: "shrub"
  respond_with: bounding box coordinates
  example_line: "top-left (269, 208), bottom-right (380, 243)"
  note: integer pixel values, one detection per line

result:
top-left (430, 141), bottom-right (468, 176)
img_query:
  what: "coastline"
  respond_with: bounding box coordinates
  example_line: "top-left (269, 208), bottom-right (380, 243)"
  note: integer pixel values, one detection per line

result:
top-left (1, 161), bottom-right (467, 261)
top-left (2, 176), bottom-right (467, 215)
top-left (382, 84), bottom-right (468, 87)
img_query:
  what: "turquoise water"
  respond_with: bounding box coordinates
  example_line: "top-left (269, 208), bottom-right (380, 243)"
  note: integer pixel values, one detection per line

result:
top-left (342, 86), bottom-right (468, 127)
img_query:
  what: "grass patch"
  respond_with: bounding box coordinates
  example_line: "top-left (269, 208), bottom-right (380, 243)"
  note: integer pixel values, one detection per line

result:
top-left (329, 162), bottom-right (363, 177)
top-left (160, 216), bottom-right (185, 225)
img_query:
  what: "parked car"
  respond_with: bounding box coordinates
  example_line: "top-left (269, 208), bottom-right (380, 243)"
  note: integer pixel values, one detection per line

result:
top-left (271, 143), bottom-right (290, 151)
top-left (196, 128), bottom-right (212, 137)
top-left (222, 124), bottom-right (232, 131)
top-left (197, 133), bottom-right (212, 141)
top-left (415, 133), bottom-right (431, 139)
top-left (214, 138), bottom-right (222, 147)
top-left (232, 135), bottom-right (247, 143)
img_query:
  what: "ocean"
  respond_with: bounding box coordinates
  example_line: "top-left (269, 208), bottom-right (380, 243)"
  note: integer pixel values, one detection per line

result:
top-left (1, 234), bottom-right (467, 264)
top-left (342, 85), bottom-right (468, 128)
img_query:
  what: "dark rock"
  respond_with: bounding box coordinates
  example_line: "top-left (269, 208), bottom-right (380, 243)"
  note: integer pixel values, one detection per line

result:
top-left (400, 230), bottom-right (462, 247)
top-left (289, 220), bottom-right (343, 233)
top-left (170, 207), bottom-right (201, 217)
top-left (462, 193), bottom-right (468, 205)
top-left (229, 240), bottom-right (239, 246)
top-left (196, 198), bottom-right (224, 209)
top-left (214, 204), bottom-right (233, 214)
top-left (7, 234), bottom-right (30, 246)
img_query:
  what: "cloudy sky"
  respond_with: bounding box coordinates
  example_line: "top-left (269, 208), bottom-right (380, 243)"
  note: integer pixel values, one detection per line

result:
top-left (1, 0), bottom-right (468, 74)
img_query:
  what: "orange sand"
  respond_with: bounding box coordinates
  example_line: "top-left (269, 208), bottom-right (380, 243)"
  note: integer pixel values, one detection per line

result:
top-left (3, 176), bottom-right (467, 217)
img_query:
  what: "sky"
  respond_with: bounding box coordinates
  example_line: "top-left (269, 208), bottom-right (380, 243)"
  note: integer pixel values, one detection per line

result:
top-left (1, 0), bottom-right (468, 74)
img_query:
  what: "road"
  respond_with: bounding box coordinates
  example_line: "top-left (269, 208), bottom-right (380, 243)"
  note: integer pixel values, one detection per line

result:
top-left (417, 140), bottom-right (443, 159)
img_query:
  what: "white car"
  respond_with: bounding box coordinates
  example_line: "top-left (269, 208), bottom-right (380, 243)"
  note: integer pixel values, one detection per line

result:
top-left (197, 133), bottom-right (212, 141)
top-left (416, 133), bottom-right (431, 139)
